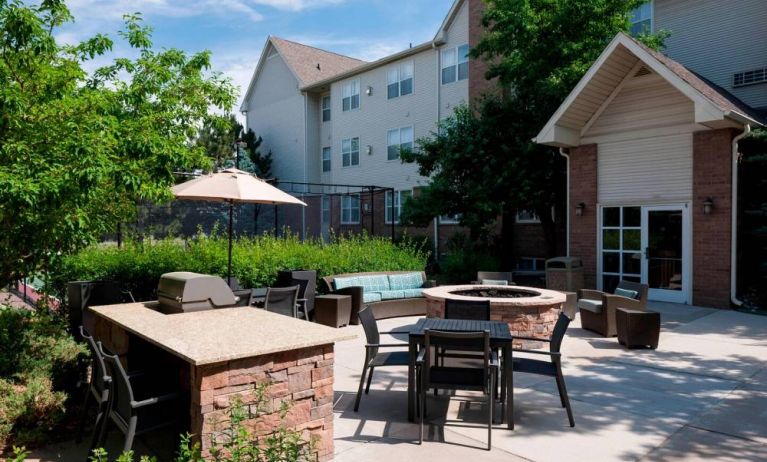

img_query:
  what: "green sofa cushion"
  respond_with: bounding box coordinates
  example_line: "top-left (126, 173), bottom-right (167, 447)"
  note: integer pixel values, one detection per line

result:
top-left (481, 279), bottom-right (508, 286)
top-left (375, 290), bottom-right (406, 300)
top-left (578, 299), bottom-right (603, 313)
top-left (362, 292), bottom-right (383, 304)
top-left (401, 288), bottom-right (424, 298)
top-left (388, 272), bottom-right (423, 290)
top-left (614, 288), bottom-right (639, 299)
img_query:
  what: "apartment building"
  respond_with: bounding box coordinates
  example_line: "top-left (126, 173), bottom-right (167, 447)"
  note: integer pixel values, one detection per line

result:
top-left (240, 0), bottom-right (766, 293)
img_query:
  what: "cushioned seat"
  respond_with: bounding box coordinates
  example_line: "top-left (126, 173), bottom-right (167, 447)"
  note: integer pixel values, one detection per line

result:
top-left (376, 290), bottom-right (405, 300)
top-left (577, 298), bottom-right (603, 313)
top-left (388, 272), bottom-right (424, 290)
top-left (363, 292), bottom-right (382, 304)
top-left (481, 279), bottom-right (508, 286)
top-left (401, 288), bottom-right (424, 298)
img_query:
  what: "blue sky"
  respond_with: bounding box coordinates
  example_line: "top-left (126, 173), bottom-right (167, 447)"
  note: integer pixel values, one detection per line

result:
top-left (57, 0), bottom-right (453, 111)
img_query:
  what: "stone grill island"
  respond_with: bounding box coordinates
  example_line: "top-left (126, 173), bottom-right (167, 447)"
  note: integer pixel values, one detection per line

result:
top-left (88, 303), bottom-right (355, 460)
top-left (423, 285), bottom-right (566, 347)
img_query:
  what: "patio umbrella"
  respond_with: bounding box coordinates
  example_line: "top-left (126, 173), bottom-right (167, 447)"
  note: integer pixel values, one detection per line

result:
top-left (171, 168), bottom-right (306, 286)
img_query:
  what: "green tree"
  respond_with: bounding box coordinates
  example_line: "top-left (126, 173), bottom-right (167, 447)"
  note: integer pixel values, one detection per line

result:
top-left (402, 0), bottom-right (665, 261)
top-left (0, 0), bottom-right (236, 286)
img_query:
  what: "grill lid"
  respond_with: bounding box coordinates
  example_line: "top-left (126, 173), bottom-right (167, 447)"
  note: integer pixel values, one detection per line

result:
top-left (157, 272), bottom-right (236, 307)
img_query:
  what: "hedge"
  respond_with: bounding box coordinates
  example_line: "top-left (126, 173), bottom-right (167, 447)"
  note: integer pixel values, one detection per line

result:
top-left (47, 232), bottom-right (430, 301)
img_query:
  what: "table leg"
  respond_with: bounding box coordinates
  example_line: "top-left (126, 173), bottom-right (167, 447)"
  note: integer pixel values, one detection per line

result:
top-left (408, 339), bottom-right (416, 422)
top-left (505, 344), bottom-right (514, 430)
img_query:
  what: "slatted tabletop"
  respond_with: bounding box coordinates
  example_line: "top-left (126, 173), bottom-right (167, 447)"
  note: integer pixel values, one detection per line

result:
top-left (409, 318), bottom-right (513, 343)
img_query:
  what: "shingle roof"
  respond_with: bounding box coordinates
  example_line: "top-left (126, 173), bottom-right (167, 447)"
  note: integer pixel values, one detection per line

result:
top-left (630, 35), bottom-right (765, 125)
top-left (270, 37), bottom-right (366, 87)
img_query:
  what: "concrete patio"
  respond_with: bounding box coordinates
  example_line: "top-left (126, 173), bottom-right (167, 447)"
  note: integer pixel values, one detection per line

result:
top-left (331, 302), bottom-right (767, 461)
top-left (24, 302), bottom-right (767, 461)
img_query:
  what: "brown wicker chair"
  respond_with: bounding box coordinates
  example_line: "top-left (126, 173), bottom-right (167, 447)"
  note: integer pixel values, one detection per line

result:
top-left (577, 281), bottom-right (648, 337)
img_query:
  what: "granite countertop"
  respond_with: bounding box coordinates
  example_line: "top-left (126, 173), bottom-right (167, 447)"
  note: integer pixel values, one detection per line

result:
top-left (89, 303), bottom-right (356, 366)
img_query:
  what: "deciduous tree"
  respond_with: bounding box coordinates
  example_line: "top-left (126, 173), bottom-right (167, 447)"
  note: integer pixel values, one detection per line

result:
top-left (0, 0), bottom-right (237, 286)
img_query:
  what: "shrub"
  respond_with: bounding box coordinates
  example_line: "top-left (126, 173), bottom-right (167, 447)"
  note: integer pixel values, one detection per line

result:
top-left (438, 233), bottom-right (499, 284)
top-left (85, 386), bottom-right (313, 462)
top-left (47, 232), bottom-right (430, 301)
top-left (0, 306), bottom-right (86, 451)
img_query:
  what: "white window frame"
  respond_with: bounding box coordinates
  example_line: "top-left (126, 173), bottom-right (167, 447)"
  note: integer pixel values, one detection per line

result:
top-left (340, 194), bottom-right (360, 224)
top-left (321, 146), bottom-right (331, 172)
top-left (629, 1), bottom-right (653, 36)
top-left (387, 61), bottom-right (414, 99)
top-left (439, 214), bottom-right (461, 225)
top-left (321, 196), bottom-right (331, 225)
top-left (385, 190), bottom-right (412, 224)
top-left (342, 79), bottom-right (360, 112)
top-left (321, 95), bottom-right (331, 122)
top-left (441, 44), bottom-right (469, 85)
top-left (341, 137), bottom-right (360, 167)
top-left (515, 207), bottom-right (555, 224)
top-left (386, 126), bottom-right (414, 161)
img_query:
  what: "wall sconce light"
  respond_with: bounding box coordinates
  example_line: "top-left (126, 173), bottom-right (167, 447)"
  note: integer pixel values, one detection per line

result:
top-left (703, 197), bottom-right (713, 215)
top-left (575, 202), bottom-right (586, 217)
top-left (366, 145), bottom-right (373, 155)
top-left (363, 203), bottom-right (370, 213)
top-left (366, 86), bottom-right (373, 96)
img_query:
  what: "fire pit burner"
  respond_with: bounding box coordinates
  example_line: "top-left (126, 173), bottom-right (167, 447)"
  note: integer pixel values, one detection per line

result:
top-left (449, 288), bottom-right (539, 298)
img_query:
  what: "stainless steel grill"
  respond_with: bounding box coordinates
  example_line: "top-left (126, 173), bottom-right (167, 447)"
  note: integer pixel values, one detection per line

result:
top-left (157, 272), bottom-right (238, 314)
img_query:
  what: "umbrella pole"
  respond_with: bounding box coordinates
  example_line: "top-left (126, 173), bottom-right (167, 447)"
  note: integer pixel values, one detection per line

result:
top-left (227, 202), bottom-right (234, 288)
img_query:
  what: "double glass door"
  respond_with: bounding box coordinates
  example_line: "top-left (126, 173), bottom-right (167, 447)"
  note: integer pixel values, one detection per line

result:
top-left (600, 204), bottom-right (689, 304)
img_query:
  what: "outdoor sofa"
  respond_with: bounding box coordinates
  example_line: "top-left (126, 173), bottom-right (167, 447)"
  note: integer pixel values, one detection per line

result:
top-left (320, 271), bottom-right (436, 324)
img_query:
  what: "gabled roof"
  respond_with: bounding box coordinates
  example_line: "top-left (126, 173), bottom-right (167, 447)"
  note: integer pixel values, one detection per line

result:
top-left (240, 36), bottom-right (365, 111)
top-left (536, 33), bottom-right (764, 147)
top-left (433, 0), bottom-right (466, 45)
top-left (270, 37), bottom-right (366, 87)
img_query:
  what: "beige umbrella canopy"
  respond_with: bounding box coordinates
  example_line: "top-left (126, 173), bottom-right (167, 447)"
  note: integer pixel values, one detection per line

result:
top-left (172, 168), bottom-right (307, 285)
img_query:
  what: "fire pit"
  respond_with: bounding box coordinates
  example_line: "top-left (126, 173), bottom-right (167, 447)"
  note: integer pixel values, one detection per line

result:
top-left (423, 285), bottom-right (566, 347)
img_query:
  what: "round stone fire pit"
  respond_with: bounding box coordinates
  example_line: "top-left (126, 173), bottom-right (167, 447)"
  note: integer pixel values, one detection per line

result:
top-left (422, 285), bottom-right (566, 347)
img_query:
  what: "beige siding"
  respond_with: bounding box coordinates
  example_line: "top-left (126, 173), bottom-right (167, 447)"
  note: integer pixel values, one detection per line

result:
top-left (584, 72), bottom-right (695, 140)
top-left (598, 133), bottom-right (693, 204)
top-left (305, 94), bottom-right (321, 184)
top-left (438, 0), bottom-right (470, 119)
top-left (326, 48), bottom-right (439, 191)
top-left (246, 53), bottom-right (306, 183)
top-left (319, 92), bottom-right (333, 184)
top-left (655, 0), bottom-right (767, 110)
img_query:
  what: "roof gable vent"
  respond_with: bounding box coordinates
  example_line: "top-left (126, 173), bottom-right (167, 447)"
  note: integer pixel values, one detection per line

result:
top-left (634, 66), bottom-right (652, 77)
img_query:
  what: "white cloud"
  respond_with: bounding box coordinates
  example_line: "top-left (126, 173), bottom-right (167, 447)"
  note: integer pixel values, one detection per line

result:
top-left (251, 0), bottom-right (346, 12)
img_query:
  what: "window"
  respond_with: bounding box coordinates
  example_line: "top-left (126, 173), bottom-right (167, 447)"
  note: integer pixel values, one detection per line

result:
top-left (600, 206), bottom-right (642, 293)
top-left (386, 190), bottom-right (412, 224)
top-left (321, 196), bottom-right (331, 224)
top-left (441, 44), bottom-right (469, 84)
top-left (387, 61), bottom-right (414, 99)
top-left (321, 95), bottom-right (331, 122)
top-left (341, 194), bottom-right (360, 224)
top-left (321, 147), bottom-right (331, 172)
top-left (386, 126), bottom-right (414, 160)
top-left (439, 214), bottom-right (462, 225)
top-left (630, 1), bottom-right (653, 36)
top-left (342, 80), bottom-right (360, 111)
top-left (734, 67), bottom-right (767, 87)
top-left (516, 210), bottom-right (541, 223)
top-left (342, 137), bottom-right (360, 167)
top-left (516, 257), bottom-right (545, 272)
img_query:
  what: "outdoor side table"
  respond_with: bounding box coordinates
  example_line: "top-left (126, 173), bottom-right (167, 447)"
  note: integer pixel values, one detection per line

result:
top-left (616, 308), bottom-right (660, 349)
top-left (314, 294), bottom-right (352, 328)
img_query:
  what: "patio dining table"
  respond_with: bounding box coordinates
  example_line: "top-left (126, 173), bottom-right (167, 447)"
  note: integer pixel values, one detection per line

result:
top-left (407, 318), bottom-right (515, 429)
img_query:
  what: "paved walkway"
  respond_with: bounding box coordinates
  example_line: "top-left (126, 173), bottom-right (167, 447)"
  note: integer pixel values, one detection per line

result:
top-left (22, 302), bottom-right (767, 461)
top-left (332, 302), bottom-right (767, 461)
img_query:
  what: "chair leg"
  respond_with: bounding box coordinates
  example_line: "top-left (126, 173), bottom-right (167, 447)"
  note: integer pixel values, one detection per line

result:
top-left (365, 366), bottom-right (375, 394)
top-left (556, 368), bottom-right (575, 427)
top-left (354, 362), bottom-right (369, 412)
top-left (554, 374), bottom-right (567, 408)
top-left (75, 388), bottom-right (93, 444)
top-left (419, 377), bottom-right (425, 445)
top-left (488, 374), bottom-right (495, 450)
top-left (124, 416), bottom-right (138, 453)
top-left (88, 402), bottom-right (108, 459)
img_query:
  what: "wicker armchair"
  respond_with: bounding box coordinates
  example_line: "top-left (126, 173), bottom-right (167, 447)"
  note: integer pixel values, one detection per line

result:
top-left (577, 281), bottom-right (648, 337)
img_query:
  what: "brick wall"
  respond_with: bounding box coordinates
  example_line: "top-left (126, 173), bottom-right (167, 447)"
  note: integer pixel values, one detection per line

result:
top-left (569, 144), bottom-right (598, 288)
top-left (191, 345), bottom-right (336, 461)
top-left (692, 128), bottom-right (734, 308)
top-left (468, 0), bottom-right (497, 101)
